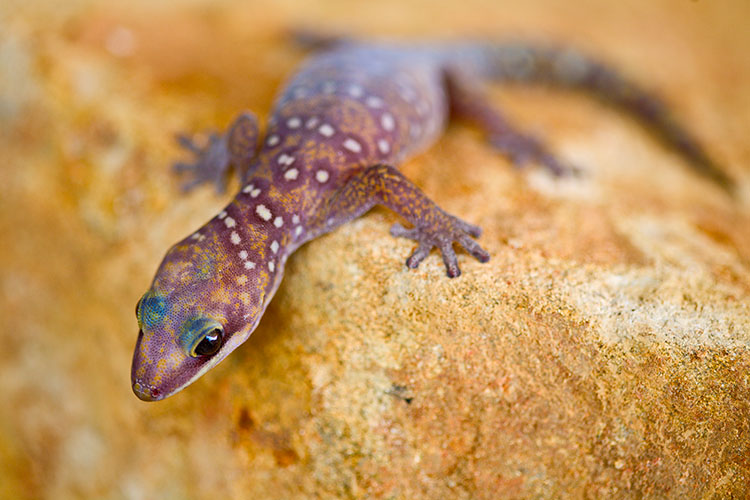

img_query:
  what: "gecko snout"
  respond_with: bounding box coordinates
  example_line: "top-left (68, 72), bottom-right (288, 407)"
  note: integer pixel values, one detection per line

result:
top-left (131, 328), bottom-right (165, 401)
top-left (132, 380), bottom-right (162, 401)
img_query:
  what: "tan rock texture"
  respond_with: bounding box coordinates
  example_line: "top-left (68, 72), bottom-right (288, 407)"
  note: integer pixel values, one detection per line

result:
top-left (1, 0), bottom-right (749, 498)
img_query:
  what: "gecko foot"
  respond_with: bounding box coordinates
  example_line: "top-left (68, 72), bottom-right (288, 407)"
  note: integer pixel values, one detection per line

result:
top-left (173, 112), bottom-right (260, 193)
top-left (490, 132), bottom-right (581, 177)
top-left (390, 214), bottom-right (489, 278)
top-left (173, 131), bottom-right (232, 193)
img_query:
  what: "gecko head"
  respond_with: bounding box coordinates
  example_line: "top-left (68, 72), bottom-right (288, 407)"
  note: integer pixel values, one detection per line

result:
top-left (131, 232), bottom-right (263, 401)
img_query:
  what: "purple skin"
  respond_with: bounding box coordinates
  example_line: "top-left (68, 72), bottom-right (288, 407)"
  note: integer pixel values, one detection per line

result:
top-left (132, 39), bottom-right (732, 401)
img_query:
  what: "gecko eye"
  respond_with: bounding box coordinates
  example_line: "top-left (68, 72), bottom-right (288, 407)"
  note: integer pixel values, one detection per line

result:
top-left (192, 327), bottom-right (224, 357)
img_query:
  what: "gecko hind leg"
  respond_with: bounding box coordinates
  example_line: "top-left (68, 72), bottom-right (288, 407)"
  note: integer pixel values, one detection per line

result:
top-left (446, 70), bottom-right (580, 177)
top-left (173, 111), bottom-right (260, 193)
top-left (319, 164), bottom-right (489, 277)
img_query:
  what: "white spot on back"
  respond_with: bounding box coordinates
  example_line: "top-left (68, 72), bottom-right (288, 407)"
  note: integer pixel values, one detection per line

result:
top-left (378, 139), bottom-right (390, 154)
top-left (284, 168), bottom-right (298, 180)
top-left (343, 138), bottom-right (362, 153)
top-left (381, 113), bottom-right (395, 131)
top-left (218, 210), bottom-right (227, 219)
top-left (365, 96), bottom-right (383, 108)
top-left (266, 135), bottom-right (280, 147)
top-left (271, 240), bottom-right (279, 254)
top-left (295, 226), bottom-right (303, 237)
top-left (305, 117), bottom-right (319, 129)
top-left (250, 188), bottom-right (261, 198)
top-left (287, 117), bottom-right (301, 129)
top-left (348, 85), bottom-right (363, 97)
top-left (292, 214), bottom-right (300, 224)
top-left (316, 170), bottom-right (329, 183)
top-left (268, 261), bottom-right (275, 272)
top-left (318, 123), bottom-right (335, 137)
top-left (273, 216), bottom-right (283, 228)
top-left (242, 183), bottom-right (255, 194)
top-left (244, 261), bottom-right (256, 270)
top-left (239, 250), bottom-right (248, 259)
top-left (278, 153), bottom-right (295, 166)
top-left (256, 204), bottom-right (272, 221)
top-left (231, 231), bottom-right (241, 245)
top-left (224, 217), bottom-right (236, 228)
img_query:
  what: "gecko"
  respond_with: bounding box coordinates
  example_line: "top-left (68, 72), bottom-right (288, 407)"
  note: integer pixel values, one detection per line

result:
top-left (132, 35), bottom-right (733, 401)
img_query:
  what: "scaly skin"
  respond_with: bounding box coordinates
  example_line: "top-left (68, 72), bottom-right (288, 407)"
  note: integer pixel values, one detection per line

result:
top-left (132, 39), bottom-right (732, 401)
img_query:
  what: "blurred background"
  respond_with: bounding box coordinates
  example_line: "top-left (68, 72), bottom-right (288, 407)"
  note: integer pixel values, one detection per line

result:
top-left (1, 0), bottom-right (748, 498)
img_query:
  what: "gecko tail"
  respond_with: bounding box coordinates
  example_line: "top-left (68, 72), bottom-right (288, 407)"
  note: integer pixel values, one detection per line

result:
top-left (288, 28), bottom-right (353, 51)
top-left (469, 42), bottom-right (735, 194)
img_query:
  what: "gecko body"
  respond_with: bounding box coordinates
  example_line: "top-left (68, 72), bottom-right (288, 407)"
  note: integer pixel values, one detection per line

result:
top-left (132, 38), bottom-right (731, 401)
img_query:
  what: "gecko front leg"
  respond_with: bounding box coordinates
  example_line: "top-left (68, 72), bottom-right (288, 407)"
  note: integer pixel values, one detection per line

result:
top-left (173, 111), bottom-right (260, 192)
top-left (317, 164), bottom-right (489, 277)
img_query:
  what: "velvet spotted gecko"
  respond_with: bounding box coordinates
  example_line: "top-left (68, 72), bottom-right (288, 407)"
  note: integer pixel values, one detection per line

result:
top-left (132, 36), bottom-right (732, 401)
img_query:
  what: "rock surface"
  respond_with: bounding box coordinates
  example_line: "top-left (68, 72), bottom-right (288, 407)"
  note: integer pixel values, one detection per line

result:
top-left (1, 0), bottom-right (749, 498)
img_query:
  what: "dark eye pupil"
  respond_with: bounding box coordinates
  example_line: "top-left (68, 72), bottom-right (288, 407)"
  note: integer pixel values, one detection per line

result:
top-left (194, 328), bottom-right (222, 356)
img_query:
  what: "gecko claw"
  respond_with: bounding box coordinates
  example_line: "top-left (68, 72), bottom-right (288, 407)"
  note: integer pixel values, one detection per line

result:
top-left (439, 244), bottom-right (461, 278)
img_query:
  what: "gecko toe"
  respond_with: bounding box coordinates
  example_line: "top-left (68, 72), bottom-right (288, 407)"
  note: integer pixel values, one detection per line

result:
top-left (172, 161), bottom-right (194, 173)
top-left (176, 133), bottom-right (202, 153)
top-left (454, 219), bottom-right (482, 238)
top-left (214, 173), bottom-right (228, 193)
top-left (540, 154), bottom-right (578, 177)
top-left (405, 242), bottom-right (432, 269)
top-left (459, 235), bottom-right (490, 262)
top-left (440, 244), bottom-right (461, 278)
top-left (180, 177), bottom-right (204, 193)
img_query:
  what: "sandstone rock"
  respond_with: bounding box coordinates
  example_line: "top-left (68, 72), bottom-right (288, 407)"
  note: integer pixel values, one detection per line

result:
top-left (1, 0), bottom-right (749, 498)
